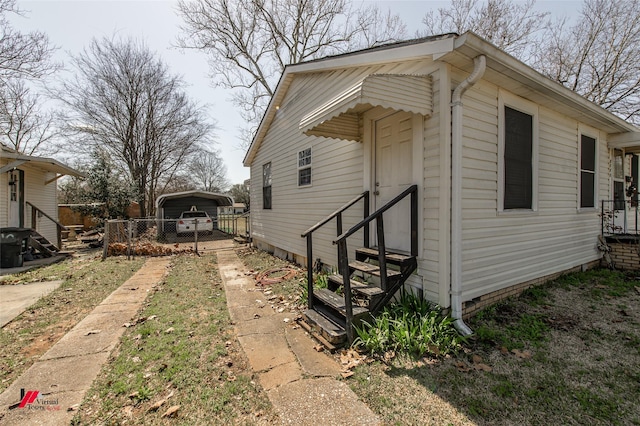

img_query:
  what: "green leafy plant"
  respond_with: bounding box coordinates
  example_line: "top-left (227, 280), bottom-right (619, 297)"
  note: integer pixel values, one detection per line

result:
top-left (300, 271), bottom-right (330, 304)
top-left (353, 290), bottom-right (465, 356)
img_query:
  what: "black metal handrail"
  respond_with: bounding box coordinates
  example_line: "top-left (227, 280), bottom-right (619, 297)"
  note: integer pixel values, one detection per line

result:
top-left (26, 201), bottom-right (69, 249)
top-left (334, 184), bottom-right (418, 342)
top-left (301, 191), bottom-right (370, 311)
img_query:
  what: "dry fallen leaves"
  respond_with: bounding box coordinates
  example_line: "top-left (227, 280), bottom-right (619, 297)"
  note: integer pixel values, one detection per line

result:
top-left (456, 361), bottom-right (472, 373)
top-left (340, 349), bottom-right (366, 371)
top-left (161, 405), bottom-right (180, 418)
top-left (511, 349), bottom-right (532, 359)
top-left (148, 399), bottom-right (166, 412)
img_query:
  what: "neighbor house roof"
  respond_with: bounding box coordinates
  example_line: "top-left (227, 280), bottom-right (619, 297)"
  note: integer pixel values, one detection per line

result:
top-left (0, 143), bottom-right (85, 178)
top-left (244, 31), bottom-right (639, 166)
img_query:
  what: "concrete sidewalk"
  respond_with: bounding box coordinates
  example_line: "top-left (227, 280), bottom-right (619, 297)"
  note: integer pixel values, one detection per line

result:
top-left (217, 249), bottom-right (381, 425)
top-left (0, 281), bottom-right (63, 327)
top-left (0, 257), bottom-right (171, 425)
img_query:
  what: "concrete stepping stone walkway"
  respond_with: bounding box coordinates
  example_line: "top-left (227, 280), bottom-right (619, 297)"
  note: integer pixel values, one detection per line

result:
top-left (216, 249), bottom-right (381, 425)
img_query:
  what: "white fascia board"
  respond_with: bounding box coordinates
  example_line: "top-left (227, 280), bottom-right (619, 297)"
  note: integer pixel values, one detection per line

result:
top-left (450, 32), bottom-right (635, 134)
top-left (290, 37), bottom-right (455, 74)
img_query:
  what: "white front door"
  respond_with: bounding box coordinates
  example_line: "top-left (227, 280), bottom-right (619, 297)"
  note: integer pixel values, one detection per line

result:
top-left (7, 170), bottom-right (22, 227)
top-left (374, 111), bottom-right (413, 252)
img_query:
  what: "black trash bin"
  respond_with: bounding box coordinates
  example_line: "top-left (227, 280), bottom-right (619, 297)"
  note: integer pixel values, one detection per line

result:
top-left (0, 227), bottom-right (31, 268)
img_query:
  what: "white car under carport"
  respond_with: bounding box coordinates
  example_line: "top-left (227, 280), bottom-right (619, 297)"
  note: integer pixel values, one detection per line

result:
top-left (177, 210), bottom-right (213, 235)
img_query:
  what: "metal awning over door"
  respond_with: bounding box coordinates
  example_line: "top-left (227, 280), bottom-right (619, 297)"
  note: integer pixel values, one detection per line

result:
top-left (299, 74), bottom-right (432, 142)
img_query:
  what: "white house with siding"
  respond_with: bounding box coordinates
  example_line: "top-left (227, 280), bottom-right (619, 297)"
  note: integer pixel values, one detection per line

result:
top-left (243, 32), bottom-right (640, 336)
top-left (1, 143), bottom-right (84, 250)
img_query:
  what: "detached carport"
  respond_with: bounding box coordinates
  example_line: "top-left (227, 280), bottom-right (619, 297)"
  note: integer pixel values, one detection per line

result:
top-left (156, 191), bottom-right (233, 235)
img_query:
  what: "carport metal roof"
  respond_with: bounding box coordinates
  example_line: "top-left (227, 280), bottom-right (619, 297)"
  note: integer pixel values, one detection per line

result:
top-left (155, 191), bottom-right (233, 218)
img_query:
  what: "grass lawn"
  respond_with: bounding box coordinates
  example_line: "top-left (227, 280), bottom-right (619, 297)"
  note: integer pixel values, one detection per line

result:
top-left (4, 247), bottom-right (638, 425)
top-left (72, 252), bottom-right (277, 425)
top-left (347, 269), bottom-right (640, 425)
top-left (0, 255), bottom-right (145, 394)
top-left (237, 248), bottom-right (640, 425)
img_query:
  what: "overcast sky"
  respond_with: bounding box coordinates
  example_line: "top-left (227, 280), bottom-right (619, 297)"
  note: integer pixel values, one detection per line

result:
top-left (10, 0), bottom-right (578, 185)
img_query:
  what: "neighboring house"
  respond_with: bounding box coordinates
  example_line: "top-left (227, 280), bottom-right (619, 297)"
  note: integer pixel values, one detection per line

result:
top-left (243, 32), bottom-right (640, 339)
top-left (155, 190), bottom-right (233, 232)
top-left (218, 203), bottom-right (247, 215)
top-left (1, 143), bottom-right (84, 250)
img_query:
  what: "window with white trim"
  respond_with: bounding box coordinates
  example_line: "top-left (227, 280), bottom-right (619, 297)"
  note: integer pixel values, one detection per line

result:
top-left (580, 134), bottom-right (596, 208)
top-left (498, 91), bottom-right (538, 213)
top-left (504, 106), bottom-right (533, 209)
top-left (263, 162), bottom-right (272, 209)
top-left (613, 149), bottom-right (625, 210)
top-left (297, 147), bottom-right (311, 186)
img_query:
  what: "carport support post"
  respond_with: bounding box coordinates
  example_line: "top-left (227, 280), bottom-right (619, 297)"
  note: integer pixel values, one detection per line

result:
top-left (194, 218), bottom-right (198, 255)
top-left (102, 220), bottom-right (109, 260)
top-left (127, 219), bottom-right (133, 260)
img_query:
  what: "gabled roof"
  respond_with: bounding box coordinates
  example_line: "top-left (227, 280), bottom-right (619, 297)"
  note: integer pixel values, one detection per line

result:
top-left (0, 143), bottom-right (85, 178)
top-left (243, 31), bottom-right (638, 166)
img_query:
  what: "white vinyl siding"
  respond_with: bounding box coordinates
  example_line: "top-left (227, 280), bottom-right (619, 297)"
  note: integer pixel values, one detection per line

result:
top-left (0, 161), bottom-right (58, 245)
top-left (250, 59), bottom-right (435, 266)
top-left (458, 78), bottom-right (607, 302)
top-left (420, 65), bottom-right (446, 306)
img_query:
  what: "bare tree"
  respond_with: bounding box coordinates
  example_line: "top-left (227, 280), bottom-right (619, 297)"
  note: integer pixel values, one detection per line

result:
top-left (533, 0), bottom-right (640, 123)
top-left (160, 174), bottom-right (197, 195)
top-left (0, 0), bottom-right (57, 82)
top-left (188, 148), bottom-right (229, 192)
top-left (177, 0), bottom-right (406, 146)
top-left (58, 36), bottom-right (214, 217)
top-left (0, 78), bottom-right (58, 155)
top-left (421, 0), bottom-right (549, 59)
top-left (228, 182), bottom-right (250, 209)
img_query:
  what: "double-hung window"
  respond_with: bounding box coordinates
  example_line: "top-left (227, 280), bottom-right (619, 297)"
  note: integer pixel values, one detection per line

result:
top-left (298, 147), bottom-right (311, 186)
top-left (580, 134), bottom-right (596, 209)
top-left (263, 162), bottom-right (272, 209)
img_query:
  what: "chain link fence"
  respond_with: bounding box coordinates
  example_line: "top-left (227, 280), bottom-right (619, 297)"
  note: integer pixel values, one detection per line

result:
top-left (217, 213), bottom-right (250, 238)
top-left (102, 214), bottom-right (251, 259)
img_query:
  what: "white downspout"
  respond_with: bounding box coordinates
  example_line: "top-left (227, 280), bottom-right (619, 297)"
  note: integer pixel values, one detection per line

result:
top-left (451, 55), bottom-right (486, 336)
